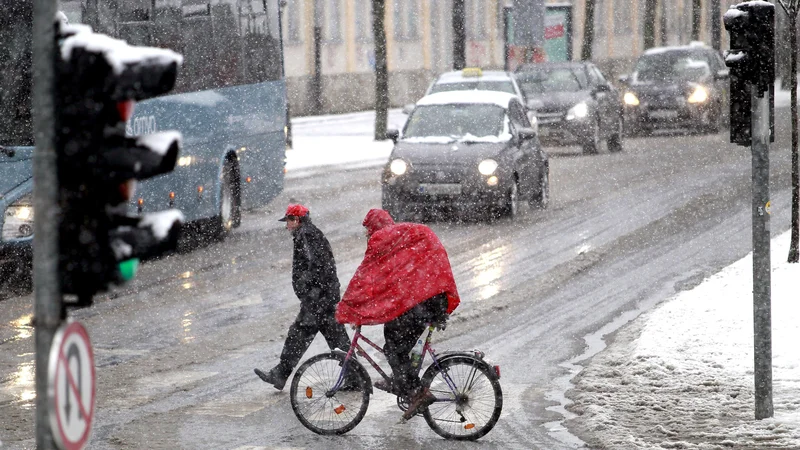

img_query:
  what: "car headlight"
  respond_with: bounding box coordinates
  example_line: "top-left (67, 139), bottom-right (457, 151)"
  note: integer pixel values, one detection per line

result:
top-left (2, 194), bottom-right (34, 240)
top-left (566, 102), bottom-right (589, 120)
top-left (478, 159), bottom-right (498, 176)
top-left (389, 159), bottom-right (408, 176)
top-left (623, 92), bottom-right (640, 106)
top-left (687, 86), bottom-right (709, 103)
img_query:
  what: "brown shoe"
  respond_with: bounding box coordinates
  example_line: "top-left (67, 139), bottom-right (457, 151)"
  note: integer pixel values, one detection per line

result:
top-left (402, 388), bottom-right (436, 420)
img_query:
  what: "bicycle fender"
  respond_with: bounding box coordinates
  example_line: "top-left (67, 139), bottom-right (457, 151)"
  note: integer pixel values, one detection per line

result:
top-left (425, 354), bottom-right (500, 382)
top-left (330, 351), bottom-right (374, 395)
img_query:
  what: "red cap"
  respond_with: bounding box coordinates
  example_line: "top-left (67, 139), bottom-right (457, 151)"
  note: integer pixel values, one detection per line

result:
top-left (278, 204), bottom-right (309, 221)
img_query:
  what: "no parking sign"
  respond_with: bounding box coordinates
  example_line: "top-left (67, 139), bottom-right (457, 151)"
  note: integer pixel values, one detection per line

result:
top-left (47, 321), bottom-right (96, 450)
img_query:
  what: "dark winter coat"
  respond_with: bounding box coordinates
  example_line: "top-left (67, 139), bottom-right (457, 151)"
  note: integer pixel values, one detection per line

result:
top-left (291, 218), bottom-right (341, 310)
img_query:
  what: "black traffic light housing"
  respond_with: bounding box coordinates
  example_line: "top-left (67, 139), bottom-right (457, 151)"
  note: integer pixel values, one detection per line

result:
top-left (723, 1), bottom-right (774, 146)
top-left (55, 21), bottom-right (184, 306)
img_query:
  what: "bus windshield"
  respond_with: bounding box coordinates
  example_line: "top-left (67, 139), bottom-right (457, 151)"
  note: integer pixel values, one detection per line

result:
top-left (0, 2), bottom-right (33, 146)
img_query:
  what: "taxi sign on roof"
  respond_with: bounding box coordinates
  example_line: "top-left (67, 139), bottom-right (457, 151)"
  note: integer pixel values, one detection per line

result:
top-left (461, 67), bottom-right (483, 77)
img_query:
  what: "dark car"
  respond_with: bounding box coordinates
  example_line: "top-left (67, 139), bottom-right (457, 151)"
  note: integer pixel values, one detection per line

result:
top-left (515, 62), bottom-right (623, 155)
top-left (0, 146), bottom-right (34, 290)
top-left (382, 91), bottom-right (549, 221)
top-left (619, 43), bottom-right (729, 134)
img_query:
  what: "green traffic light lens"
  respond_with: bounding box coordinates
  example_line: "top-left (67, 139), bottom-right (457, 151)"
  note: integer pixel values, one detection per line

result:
top-left (119, 258), bottom-right (140, 281)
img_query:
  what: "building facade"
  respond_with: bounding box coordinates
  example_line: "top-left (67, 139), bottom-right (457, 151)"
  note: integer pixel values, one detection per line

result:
top-left (281, 0), bottom-right (732, 116)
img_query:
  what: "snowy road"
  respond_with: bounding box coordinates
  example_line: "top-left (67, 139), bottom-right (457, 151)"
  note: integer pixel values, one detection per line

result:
top-left (0, 107), bottom-right (795, 449)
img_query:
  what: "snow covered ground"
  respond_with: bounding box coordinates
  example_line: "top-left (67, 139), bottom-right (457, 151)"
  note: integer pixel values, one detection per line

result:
top-left (284, 109), bottom-right (405, 178)
top-left (284, 95), bottom-right (800, 449)
top-left (566, 230), bottom-right (800, 449)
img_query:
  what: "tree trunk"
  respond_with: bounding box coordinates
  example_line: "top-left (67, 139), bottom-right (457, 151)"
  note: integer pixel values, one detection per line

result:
top-left (644, 0), bottom-right (658, 49)
top-left (692, 0), bottom-right (701, 41)
top-left (372, 0), bottom-right (388, 141)
top-left (581, 0), bottom-right (595, 61)
top-left (710, 0), bottom-right (721, 50)
top-left (452, 0), bottom-right (466, 70)
top-left (311, 0), bottom-right (323, 114)
top-left (789, 10), bottom-right (799, 262)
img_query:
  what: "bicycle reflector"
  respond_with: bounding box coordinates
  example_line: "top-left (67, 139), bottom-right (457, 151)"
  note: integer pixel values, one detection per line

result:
top-left (334, 405), bottom-right (346, 415)
top-left (305, 387), bottom-right (313, 398)
top-left (494, 365), bottom-right (501, 379)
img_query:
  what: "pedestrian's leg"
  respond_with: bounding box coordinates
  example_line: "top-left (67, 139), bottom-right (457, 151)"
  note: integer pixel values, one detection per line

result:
top-left (277, 307), bottom-right (320, 377)
top-left (384, 309), bottom-right (427, 397)
top-left (319, 307), bottom-right (351, 353)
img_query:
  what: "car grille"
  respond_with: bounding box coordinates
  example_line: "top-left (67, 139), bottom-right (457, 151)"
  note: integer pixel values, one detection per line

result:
top-left (536, 112), bottom-right (564, 125)
top-left (413, 165), bottom-right (465, 184)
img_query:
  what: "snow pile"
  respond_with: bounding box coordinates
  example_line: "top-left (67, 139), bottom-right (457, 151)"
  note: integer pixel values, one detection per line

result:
top-left (566, 231), bottom-right (800, 449)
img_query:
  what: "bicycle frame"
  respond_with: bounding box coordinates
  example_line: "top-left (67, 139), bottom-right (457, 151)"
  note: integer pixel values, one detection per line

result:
top-left (331, 324), bottom-right (458, 395)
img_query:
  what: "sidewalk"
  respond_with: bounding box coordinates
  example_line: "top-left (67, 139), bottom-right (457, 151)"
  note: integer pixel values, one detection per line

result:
top-left (566, 230), bottom-right (800, 449)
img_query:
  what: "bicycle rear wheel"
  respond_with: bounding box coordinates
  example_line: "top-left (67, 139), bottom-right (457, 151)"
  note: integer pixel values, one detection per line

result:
top-left (421, 356), bottom-right (503, 440)
top-left (289, 352), bottom-right (370, 435)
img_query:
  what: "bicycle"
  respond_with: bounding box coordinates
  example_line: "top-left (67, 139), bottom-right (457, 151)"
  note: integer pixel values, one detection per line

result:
top-left (288, 323), bottom-right (503, 440)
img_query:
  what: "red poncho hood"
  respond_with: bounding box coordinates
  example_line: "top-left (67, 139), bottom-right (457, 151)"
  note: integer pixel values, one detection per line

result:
top-left (336, 209), bottom-right (460, 325)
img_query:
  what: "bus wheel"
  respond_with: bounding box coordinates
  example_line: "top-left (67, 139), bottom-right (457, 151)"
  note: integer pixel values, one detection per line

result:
top-left (214, 159), bottom-right (241, 240)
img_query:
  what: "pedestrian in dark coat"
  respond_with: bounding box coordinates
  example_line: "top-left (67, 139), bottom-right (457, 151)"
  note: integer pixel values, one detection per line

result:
top-left (255, 204), bottom-right (351, 390)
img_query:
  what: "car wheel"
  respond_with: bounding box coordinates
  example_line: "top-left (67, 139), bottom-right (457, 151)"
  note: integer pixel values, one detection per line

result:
top-left (212, 159), bottom-right (241, 241)
top-left (582, 118), bottom-right (601, 155)
top-left (529, 164), bottom-right (549, 209)
top-left (608, 116), bottom-right (624, 153)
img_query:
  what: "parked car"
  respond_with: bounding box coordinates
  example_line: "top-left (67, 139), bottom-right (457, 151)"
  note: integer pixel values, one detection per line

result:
top-left (618, 42), bottom-right (729, 134)
top-left (515, 62), bottom-right (624, 154)
top-left (382, 91), bottom-right (549, 222)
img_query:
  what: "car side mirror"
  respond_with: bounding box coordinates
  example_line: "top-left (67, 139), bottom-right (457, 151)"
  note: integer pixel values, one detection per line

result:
top-left (517, 127), bottom-right (537, 141)
top-left (593, 84), bottom-right (611, 94)
top-left (715, 69), bottom-right (730, 80)
top-left (386, 128), bottom-right (400, 144)
top-left (401, 104), bottom-right (415, 115)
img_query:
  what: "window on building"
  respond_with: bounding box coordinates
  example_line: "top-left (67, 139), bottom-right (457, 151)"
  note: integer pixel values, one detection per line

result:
top-left (285, 0), bottom-right (303, 44)
top-left (355, 1), bottom-right (373, 42)
top-left (320, 0), bottom-right (343, 43)
top-left (393, 0), bottom-right (419, 41)
top-left (466, 0), bottom-right (486, 40)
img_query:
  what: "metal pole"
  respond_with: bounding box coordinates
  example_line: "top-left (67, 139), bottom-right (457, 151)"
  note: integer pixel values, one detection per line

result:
top-left (711, 0), bottom-right (722, 50)
top-left (452, 0), bottom-right (466, 70)
top-left (751, 87), bottom-right (774, 420)
top-left (33, 0), bottom-right (63, 448)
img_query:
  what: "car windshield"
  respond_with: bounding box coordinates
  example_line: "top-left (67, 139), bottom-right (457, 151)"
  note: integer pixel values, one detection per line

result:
top-left (403, 104), bottom-right (506, 140)
top-left (517, 68), bottom-right (585, 94)
top-left (429, 81), bottom-right (516, 95)
top-left (634, 52), bottom-right (712, 82)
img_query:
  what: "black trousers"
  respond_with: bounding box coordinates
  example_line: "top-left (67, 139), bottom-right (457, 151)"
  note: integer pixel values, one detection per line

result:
top-left (276, 303), bottom-right (351, 378)
top-left (383, 294), bottom-right (448, 397)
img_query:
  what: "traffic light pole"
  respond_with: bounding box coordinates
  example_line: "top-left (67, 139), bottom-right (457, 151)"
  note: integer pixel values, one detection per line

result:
top-left (751, 88), bottom-right (773, 420)
top-left (32, 0), bottom-right (63, 448)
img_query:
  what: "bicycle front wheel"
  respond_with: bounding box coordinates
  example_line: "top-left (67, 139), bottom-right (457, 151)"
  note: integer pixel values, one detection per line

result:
top-left (421, 356), bottom-right (503, 440)
top-left (289, 353), bottom-right (370, 435)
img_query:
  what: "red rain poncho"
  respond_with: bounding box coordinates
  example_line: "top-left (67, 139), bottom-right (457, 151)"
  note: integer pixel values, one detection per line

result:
top-left (336, 209), bottom-right (460, 325)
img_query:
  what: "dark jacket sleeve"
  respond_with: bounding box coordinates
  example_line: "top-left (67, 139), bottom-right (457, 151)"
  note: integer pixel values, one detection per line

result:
top-left (292, 224), bottom-right (341, 306)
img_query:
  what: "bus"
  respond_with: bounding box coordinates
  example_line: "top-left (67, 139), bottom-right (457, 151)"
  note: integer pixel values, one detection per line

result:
top-left (0, 0), bottom-right (288, 288)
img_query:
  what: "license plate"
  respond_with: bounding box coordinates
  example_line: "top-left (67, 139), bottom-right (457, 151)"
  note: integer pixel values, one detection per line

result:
top-left (649, 109), bottom-right (678, 119)
top-left (418, 183), bottom-right (462, 195)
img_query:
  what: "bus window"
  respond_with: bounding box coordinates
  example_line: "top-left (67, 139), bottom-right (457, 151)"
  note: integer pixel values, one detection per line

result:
top-left (119, 0), bottom-right (152, 46)
top-left (241, 0), bottom-right (281, 83)
top-left (212, 1), bottom-right (243, 88)
top-left (181, 3), bottom-right (215, 93)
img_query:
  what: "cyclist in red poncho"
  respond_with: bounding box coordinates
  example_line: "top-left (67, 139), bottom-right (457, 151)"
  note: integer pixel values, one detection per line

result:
top-left (336, 209), bottom-right (460, 420)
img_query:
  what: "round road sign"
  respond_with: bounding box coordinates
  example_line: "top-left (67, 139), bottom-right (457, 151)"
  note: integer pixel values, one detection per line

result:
top-left (47, 321), bottom-right (96, 450)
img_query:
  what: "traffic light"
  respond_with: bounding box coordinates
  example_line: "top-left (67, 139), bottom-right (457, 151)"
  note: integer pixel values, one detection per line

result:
top-left (55, 22), bottom-right (184, 306)
top-left (723, 1), bottom-right (774, 146)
